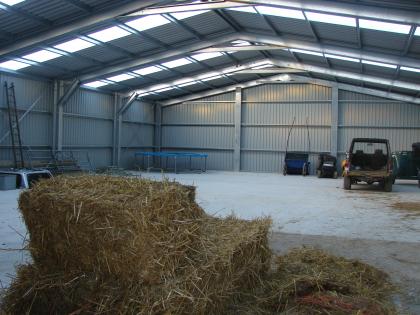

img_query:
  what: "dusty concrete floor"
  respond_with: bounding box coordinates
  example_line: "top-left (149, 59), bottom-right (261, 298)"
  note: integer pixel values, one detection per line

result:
top-left (0, 171), bottom-right (419, 313)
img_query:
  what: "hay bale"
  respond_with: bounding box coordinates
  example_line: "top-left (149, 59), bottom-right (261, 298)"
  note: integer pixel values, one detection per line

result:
top-left (19, 175), bottom-right (203, 284)
top-left (2, 217), bottom-right (272, 315)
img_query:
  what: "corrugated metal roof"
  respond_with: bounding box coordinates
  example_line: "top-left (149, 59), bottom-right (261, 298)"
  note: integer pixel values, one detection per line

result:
top-left (0, 0), bottom-right (418, 101)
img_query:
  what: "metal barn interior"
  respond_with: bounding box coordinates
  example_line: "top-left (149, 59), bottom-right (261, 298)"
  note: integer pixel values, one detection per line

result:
top-left (0, 0), bottom-right (419, 173)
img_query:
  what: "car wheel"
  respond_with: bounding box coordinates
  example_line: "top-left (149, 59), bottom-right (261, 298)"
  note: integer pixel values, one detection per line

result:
top-left (344, 176), bottom-right (351, 190)
top-left (384, 178), bottom-right (393, 192)
top-left (283, 166), bottom-right (287, 176)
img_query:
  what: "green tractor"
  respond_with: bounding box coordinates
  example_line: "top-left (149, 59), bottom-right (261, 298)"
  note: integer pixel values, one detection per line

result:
top-left (392, 142), bottom-right (420, 188)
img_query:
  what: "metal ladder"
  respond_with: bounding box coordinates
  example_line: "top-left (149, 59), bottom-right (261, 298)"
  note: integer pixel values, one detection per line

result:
top-left (4, 82), bottom-right (25, 169)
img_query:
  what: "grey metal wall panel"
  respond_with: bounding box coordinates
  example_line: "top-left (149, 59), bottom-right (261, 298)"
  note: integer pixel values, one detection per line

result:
top-left (0, 74), bottom-right (53, 112)
top-left (121, 124), bottom-right (154, 147)
top-left (162, 126), bottom-right (233, 149)
top-left (241, 127), bottom-right (330, 153)
top-left (243, 84), bottom-right (331, 102)
top-left (338, 90), bottom-right (420, 153)
top-left (63, 116), bottom-right (113, 147)
top-left (241, 152), bottom-right (319, 173)
top-left (163, 101), bottom-right (234, 124)
top-left (0, 73), bottom-right (53, 166)
top-left (122, 100), bottom-right (155, 123)
top-left (66, 88), bottom-right (114, 119)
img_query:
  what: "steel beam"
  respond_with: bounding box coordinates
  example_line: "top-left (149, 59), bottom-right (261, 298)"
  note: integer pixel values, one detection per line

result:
top-left (235, 68), bottom-right (305, 74)
top-left (78, 33), bottom-right (239, 82)
top-left (234, 87), bottom-right (242, 172)
top-left (0, 0), bottom-right (168, 57)
top-left (287, 75), bottom-right (420, 105)
top-left (159, 72), bottom-right (420, 107)
top-left (118, 92), bottom-right (138, 115)
top-left (240, 33), bottom-right (420, 69)
top-left (127, 1), bottom-right (248, 16)
top-left (198, 45), bottom-right (286, 52)
top-left (239, 0), bottom-right (420, 24)
top-left (56, 79), bottom-right (80, 108)
top-left (269, 59), bottom-right (420, 92)
top-left (331, 86), bottom-right (338, 157)
top-left (124, 59), bottom-right (268, 97)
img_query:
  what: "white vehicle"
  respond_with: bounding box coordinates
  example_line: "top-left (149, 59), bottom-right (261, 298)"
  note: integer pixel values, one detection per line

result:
top-left (0, 169), bottom-right (52, 189)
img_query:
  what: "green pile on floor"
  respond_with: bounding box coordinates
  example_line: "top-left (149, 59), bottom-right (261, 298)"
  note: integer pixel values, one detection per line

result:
top-left (1, 175), bottom-right (396, 314)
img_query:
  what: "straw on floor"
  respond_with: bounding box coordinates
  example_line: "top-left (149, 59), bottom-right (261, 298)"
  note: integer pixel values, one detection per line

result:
top-left (1, 175), bottom-right (396, 315)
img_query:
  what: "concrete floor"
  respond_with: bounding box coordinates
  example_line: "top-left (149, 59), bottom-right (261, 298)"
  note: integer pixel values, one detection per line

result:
top-left (0, 171), bottom-right (419, 312)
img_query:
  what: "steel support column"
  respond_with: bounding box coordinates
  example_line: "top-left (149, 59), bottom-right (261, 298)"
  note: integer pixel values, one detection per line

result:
top-left (116, 93), bottom-right (138, 167)
top-left (57, 81), bottom-right (64, 151)
top-left (331, 85), bottom-right (338, 158)
top-left (234, 87), bottom-right (242, 172)
top-left (154, 103), bottom-right (162, 151)
top-left (112, 93), bottom-right (119, 166)
top-left (52, 80), bottom-right (58, 151)
top-left (56, 79), bottom-right (80, 151)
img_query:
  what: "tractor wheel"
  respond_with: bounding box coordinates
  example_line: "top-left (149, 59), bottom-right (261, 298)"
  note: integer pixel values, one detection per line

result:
top-left (316, 170), bottom-right (322, 178)
top-left (333, 171), bottom-right (338, 179)
top-left (344, 176), bottom-right (351, 190)
top-left (384, 178), bottom-right (393, 192)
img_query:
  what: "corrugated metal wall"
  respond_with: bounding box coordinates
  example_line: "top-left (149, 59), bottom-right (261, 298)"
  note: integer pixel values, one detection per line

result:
top-left (162, 84), bottom-right (419, 173)
top-left (64, 88), bottom-right (114, 167)
top-left (161, 93), bottom-right (235, 170)
top-left (121, 99), bottom-right (155, 168)
top-left (337, 90), bottom-right (420, 163)
top-left (0, 74), bottom-right (53, 164)
top-left (241, 84), bottom-right (331, 173)
top-left (0, 73), bottom-right (155, 169)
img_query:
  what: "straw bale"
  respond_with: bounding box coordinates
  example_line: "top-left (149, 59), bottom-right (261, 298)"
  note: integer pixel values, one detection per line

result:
top-left (18, 175), bottom-right (203, 284)
top-left (2, 217), bottom-right (272, 315)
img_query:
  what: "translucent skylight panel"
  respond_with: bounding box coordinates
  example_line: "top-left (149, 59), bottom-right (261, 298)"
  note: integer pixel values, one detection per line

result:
top-left (150, 84), bottom-right (170, 91)
top-left (201, 75), bottom-right (223, 82)
top-left (415, 27), bottom-right (420, 36)
top-left (324, 53), bottom-right (359, 63)
top-left (191, 52), bottom-right (223, 61)
top-left (171, 10), bottom-right (209, 20)
top-left (290, 48), bottom-right (323, 57)
top-left (125, 15), bottom-right (169, 32)
top-left (23, 50), bottom-right (62, 62)
top-left (0, 60), bottom-right (30, 70)
top-left (255, 6), bottom-right (305, 20)
top-left (155, 86), bottom-right (175, 93)
top-left (231, 40), bottom-right (251, 46)
top-left (107, 73), bottom-right (135, 82)
top-left (83, 81), bottom-right (108, 88)
top-left (178, 81), bottom-right (198, 87)
top-left (361, 60), bottom-right (397, 69)
top-left (88, 26), bottom-right (131, 42)
top-left (198, 72), bottom-right (220, 80)
top-left (0, 0), bottom-right (25, 5)
top-left (227, 6), bottom-right (257, 14)
top-left (133, 65), bottom-right (162, 75)
top-left (161, 58), bottom-right (191, 68)
top-left (400, 66), bottom-right (420, 73)
top-left (305, 11), bottom-right (356, 27)
top-left (359, 19), bottom-right (410, 34)
top-left (54, 38), bottom-right (95, 53)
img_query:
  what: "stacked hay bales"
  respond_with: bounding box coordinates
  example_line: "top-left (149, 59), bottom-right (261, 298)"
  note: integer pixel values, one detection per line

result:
top-left (2, 175), bottom-right (271, 314)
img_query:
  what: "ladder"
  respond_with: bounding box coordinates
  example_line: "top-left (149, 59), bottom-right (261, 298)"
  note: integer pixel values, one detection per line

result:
top-left (4, 82), bottom-right (25, 169)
